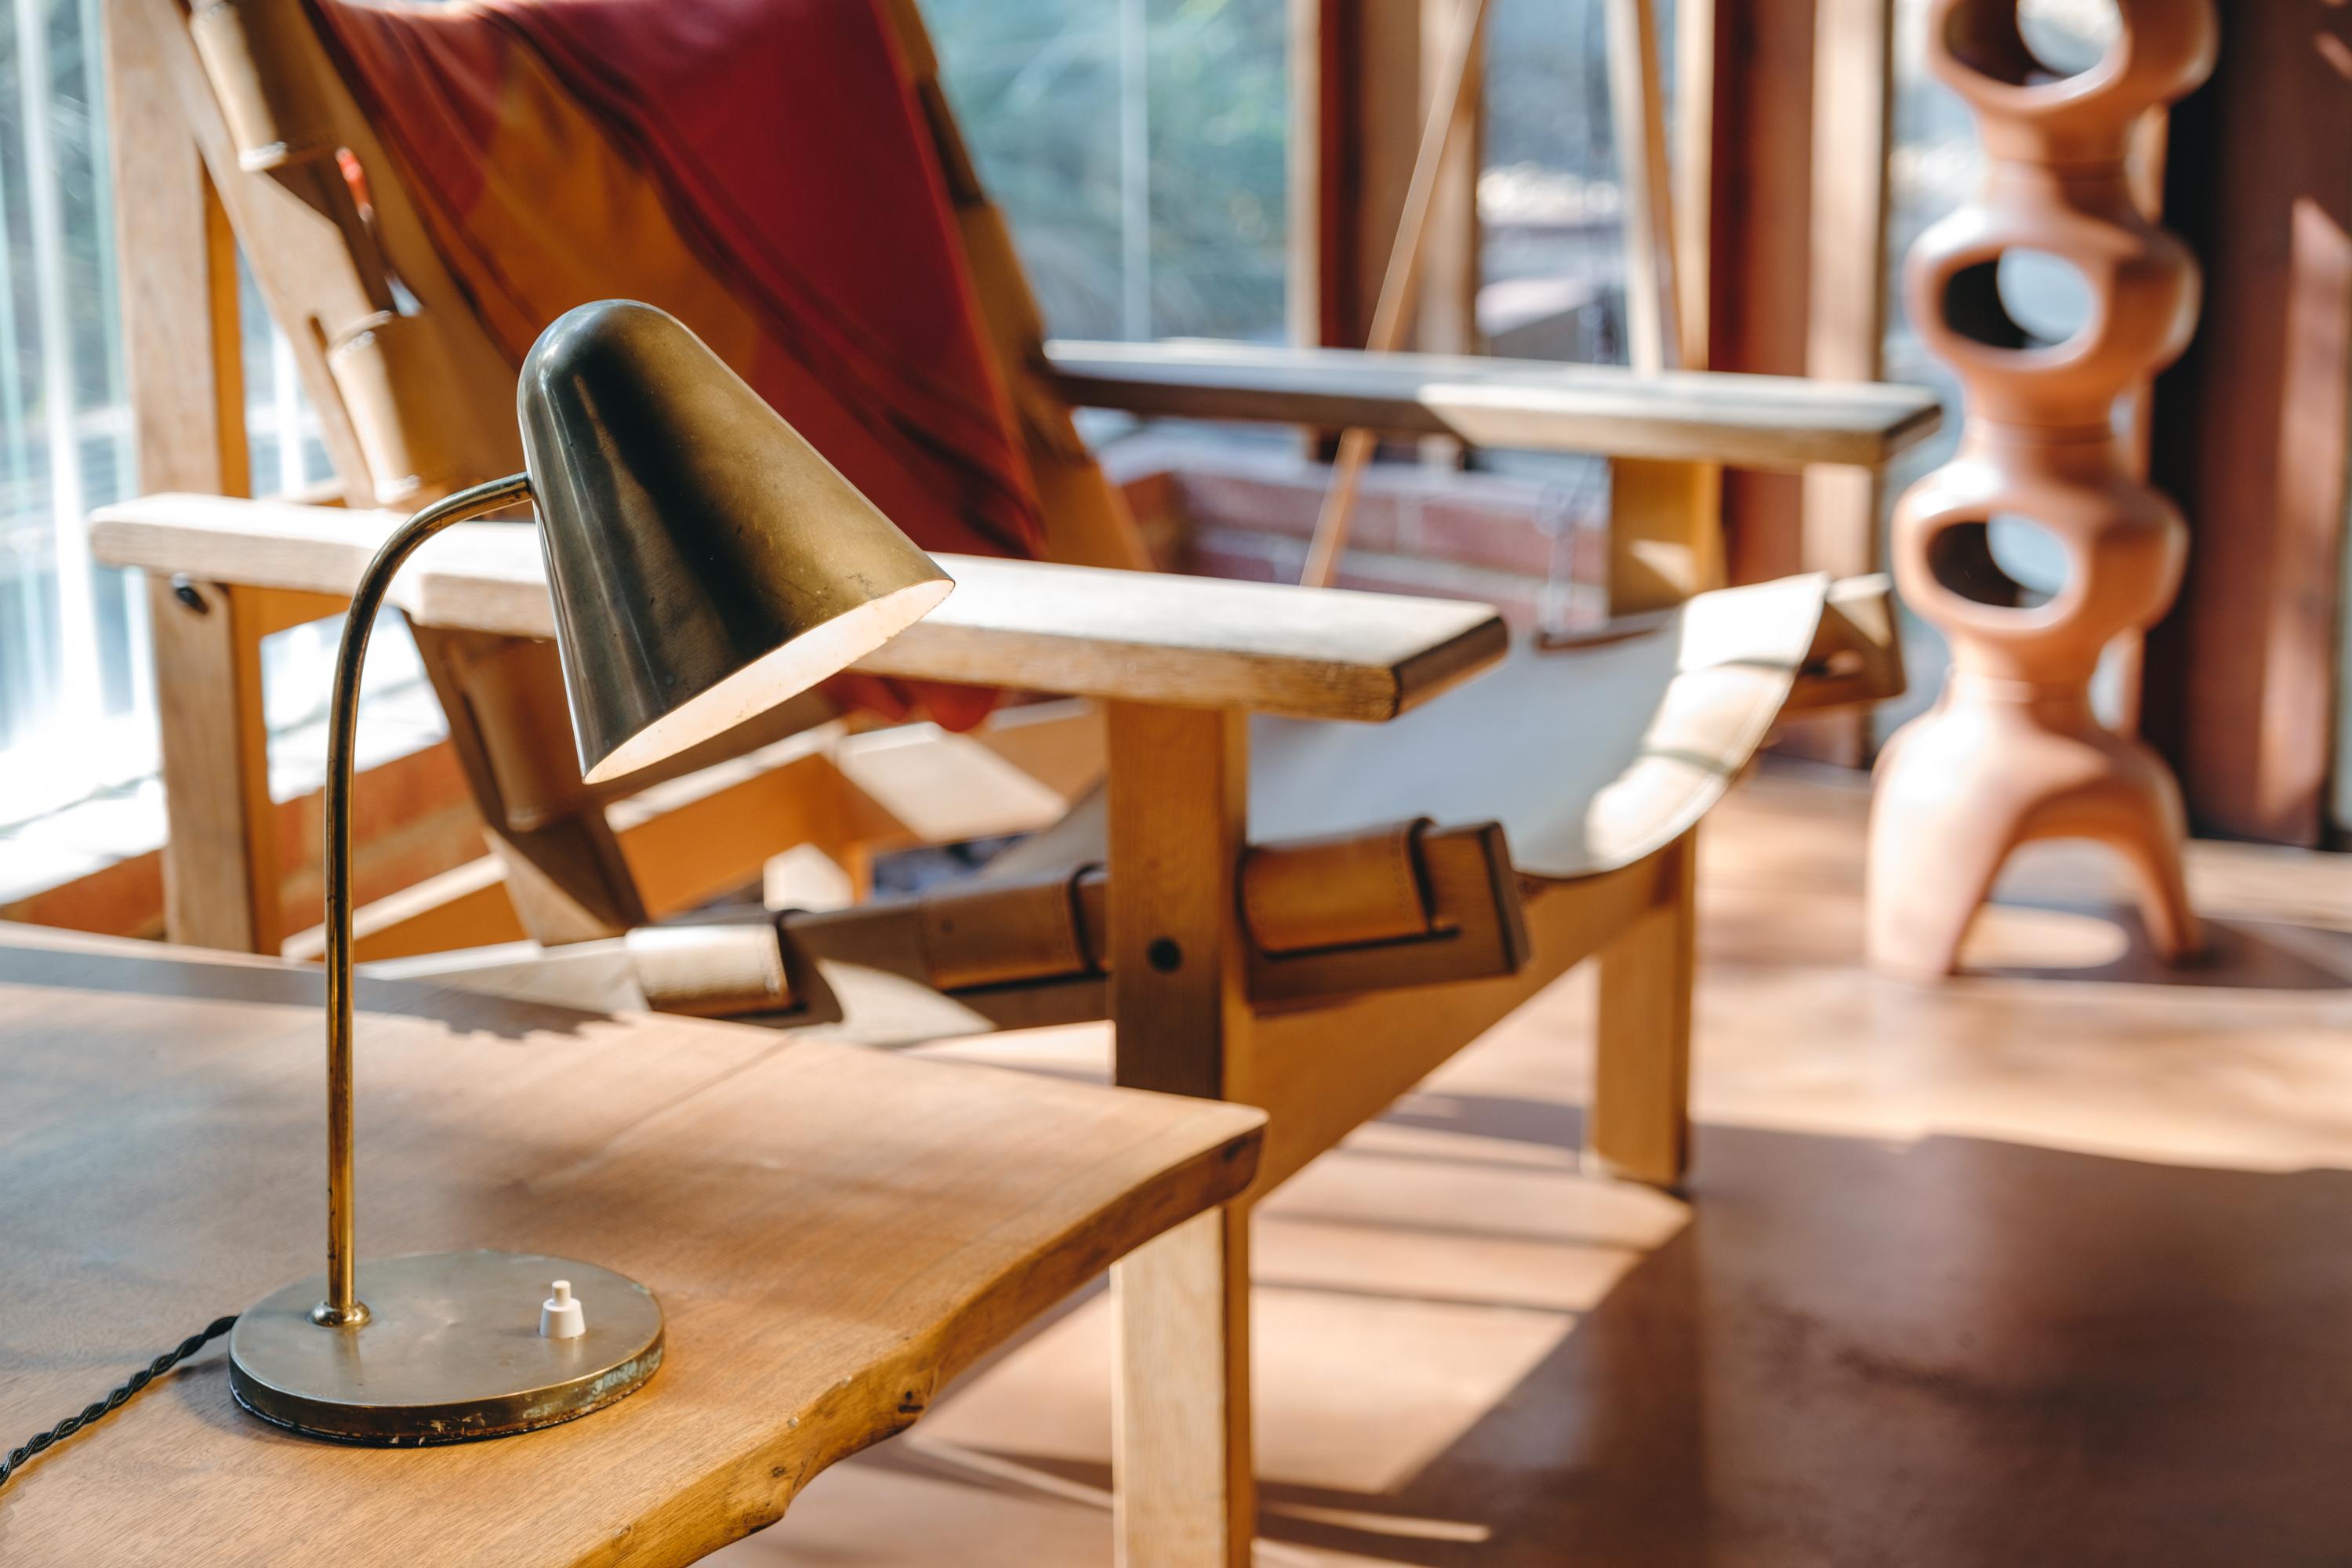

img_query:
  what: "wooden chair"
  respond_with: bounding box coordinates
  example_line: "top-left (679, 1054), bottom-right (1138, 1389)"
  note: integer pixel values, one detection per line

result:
top-left (96, 1), bottom-right (1938, 1560)
top-left (108, 0), bottom-right (1930, 953)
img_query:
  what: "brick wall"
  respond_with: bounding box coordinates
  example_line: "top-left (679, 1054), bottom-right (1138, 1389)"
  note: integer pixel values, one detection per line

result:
top-left (1105, 434), bottom-right (1612, 632)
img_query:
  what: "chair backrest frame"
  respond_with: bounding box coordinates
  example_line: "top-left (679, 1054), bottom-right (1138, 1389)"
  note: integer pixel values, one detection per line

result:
top-left (142, 0), bottom-right (1152, 568)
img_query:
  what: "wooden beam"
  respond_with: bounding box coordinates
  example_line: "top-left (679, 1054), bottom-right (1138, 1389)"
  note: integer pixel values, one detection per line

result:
top-left (1247, 854), bottom-right (1662, 1192)
top-left (1294, 0), bottom-right (1464, 356)
top-left (2106, 112), bottom-right (2174, 739)
top-left (1290, 0), bottom-right (1352, 354)
top-left (123, 0), bottom-right (379, 499)
top-left (1672, 0), bottom-right (1717, 370)
top-left (1415, 0), bottom-right (1483, 361)
top-left (1800, 0), bottom-right (1893, 481)
top-left (1706, 0), bottom-right (1818, 589)
top-left (2143, 2), bottom-right (2352, 847)
top-left (1300, 0), bottom-right (1491, 587)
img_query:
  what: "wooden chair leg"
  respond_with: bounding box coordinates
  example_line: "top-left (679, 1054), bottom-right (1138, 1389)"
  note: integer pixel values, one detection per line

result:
top-left (414, 626), bottom-right (646, 944)
top-left (1105, 700), bottom-right (1255, 1568)
top-left (1589, 829), bottom-right (1697, 1188)
top-left (148, 576), bottom-right (279, 953)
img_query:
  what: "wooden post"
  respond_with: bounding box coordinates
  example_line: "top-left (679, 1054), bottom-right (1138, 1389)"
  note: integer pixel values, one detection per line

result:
top-left (1290, 0), bottom-right (1479, 358)
top-left (1671, 0), bottom-right (1716, 371)
top-left (1708, 0), bottom-right (1817, 589)
top-left (1105, 701), bottom-right (1254, 1568)
top-left (1788, 0), bottom-right (1893, 767)
top-left (106, 0), bottom-right (277, 951)
top-left (1299, 0), bottom-right (1490, 587)
top-left (1589, 829), bottom-right (1695, 1186)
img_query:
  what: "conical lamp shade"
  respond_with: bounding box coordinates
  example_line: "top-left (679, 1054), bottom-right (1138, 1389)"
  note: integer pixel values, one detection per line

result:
top-left (518, 301), bottom-right (953, 785)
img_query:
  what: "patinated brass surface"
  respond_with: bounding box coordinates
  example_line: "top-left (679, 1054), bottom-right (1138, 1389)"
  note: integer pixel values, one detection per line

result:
top-left (517, 299), bottom-right (952, 784)
top-left (318, 473), bottom-right (533, 1324)
top-left (229, 1251), bottom-right (663, 1445)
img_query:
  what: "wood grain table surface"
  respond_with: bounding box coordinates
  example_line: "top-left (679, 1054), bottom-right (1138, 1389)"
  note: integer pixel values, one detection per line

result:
top-left (0, 925), bottom-right (1262, 1566)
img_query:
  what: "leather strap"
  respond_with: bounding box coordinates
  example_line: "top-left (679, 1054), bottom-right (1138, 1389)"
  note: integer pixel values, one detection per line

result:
top-left (1242, 818), bottom-right (1435, 956)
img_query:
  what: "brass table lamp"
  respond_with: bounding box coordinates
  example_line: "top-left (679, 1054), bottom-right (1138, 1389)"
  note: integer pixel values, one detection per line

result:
top-left (226, 300), bottom-right (953, 1443)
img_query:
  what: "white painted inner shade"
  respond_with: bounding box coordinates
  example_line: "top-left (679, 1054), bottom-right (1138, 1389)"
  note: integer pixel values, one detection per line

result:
top-left (579, 576), bottom-right (953, 786)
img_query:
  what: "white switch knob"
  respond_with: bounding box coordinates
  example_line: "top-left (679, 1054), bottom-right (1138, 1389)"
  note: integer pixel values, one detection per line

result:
top-left (540, 1279), bottom-right (586, 1339)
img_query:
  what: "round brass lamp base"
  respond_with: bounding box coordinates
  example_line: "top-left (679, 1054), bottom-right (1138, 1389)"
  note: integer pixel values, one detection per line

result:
top-left (228, 1250), bottom-right (663, 1445)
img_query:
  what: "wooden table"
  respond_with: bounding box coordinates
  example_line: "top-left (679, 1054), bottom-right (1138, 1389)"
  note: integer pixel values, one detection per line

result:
top-left (0, 926), bottom-right (1263, 1564)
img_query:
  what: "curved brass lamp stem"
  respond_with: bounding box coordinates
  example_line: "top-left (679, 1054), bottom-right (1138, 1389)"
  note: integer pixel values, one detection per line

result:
top-left (232, 305), bottom-right (941, 1443)
top-left (317, 473), bottom-right (531, 1328)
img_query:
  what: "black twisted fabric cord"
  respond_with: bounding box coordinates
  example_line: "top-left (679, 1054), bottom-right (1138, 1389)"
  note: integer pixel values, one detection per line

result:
top-left (0, 1316), bottom-right (238, 1492)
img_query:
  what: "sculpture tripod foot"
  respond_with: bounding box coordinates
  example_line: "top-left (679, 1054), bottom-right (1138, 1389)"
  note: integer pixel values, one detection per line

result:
top-left (1867, 682), bottom-right (2199, 978)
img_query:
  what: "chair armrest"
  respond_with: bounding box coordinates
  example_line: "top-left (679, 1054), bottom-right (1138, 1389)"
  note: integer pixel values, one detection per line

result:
top-left (90, 492), bottom-right (1507, 723)
top-left (1044, 339), bottom-right (1942, 471)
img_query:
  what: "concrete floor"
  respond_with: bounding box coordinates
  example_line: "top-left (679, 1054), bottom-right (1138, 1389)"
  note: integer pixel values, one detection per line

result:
top-left (717, 766), bottom-right (2352, 1566)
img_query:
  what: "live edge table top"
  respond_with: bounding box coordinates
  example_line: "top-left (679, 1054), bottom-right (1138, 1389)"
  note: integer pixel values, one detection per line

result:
top-left (0, 925), bottom-right (1262, 1566)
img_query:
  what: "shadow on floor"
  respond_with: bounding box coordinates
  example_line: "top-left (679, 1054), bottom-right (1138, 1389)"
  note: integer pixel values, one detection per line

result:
top-left (855, 1098), bottom-right (2352, 1568)
top-left (1966, 898), bottom-right (2352, 990)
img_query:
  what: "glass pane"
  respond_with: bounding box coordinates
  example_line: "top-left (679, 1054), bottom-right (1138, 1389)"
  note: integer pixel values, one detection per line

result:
top-left (929, 0), bottom-right (1289, 343)
top-left (0, 0), bottom-right (421, 840)
top-left (1476, 0), bottom-right (1661, 637)
top-left (0, 0), bottom-right (150, 824)
top-left (1481, 0), bottom-right (1671, 368)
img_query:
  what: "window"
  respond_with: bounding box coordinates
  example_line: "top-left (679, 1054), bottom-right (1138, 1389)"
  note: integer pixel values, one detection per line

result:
top-left (1479, 0), bottom-right (1642, 367)
top-left (930, 0), bottom-right (1289, 343)
top-left (0, 0), bottom-right (431, 860)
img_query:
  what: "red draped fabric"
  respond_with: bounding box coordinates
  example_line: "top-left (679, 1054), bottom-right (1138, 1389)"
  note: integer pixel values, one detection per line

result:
top-left (310, 0), bottom-right (1043, 729)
